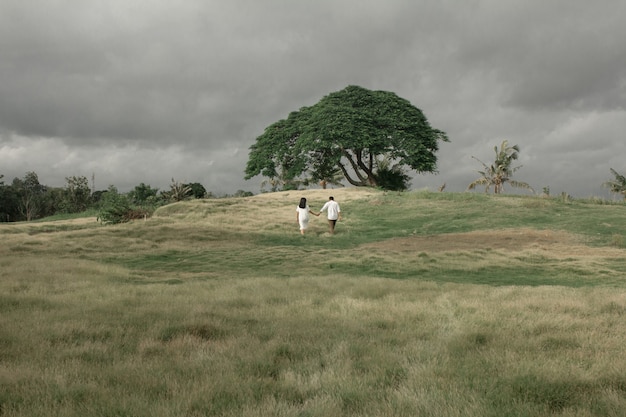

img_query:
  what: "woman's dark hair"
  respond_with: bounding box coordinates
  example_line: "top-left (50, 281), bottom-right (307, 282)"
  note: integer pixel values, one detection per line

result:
top-left (298, 198), bottom-right (307, 209)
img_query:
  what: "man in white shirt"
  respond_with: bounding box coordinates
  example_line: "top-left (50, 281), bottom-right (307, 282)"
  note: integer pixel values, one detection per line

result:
top-left (320, 196), bottom-right (342, 234)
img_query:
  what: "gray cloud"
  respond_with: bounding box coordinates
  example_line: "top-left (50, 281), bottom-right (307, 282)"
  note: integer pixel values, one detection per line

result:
top-left (1, 0), bottom-right (624, 197)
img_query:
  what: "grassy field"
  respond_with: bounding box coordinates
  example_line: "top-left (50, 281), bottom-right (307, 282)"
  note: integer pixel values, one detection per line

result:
top-left (2, 188), bottom-right (626, 416)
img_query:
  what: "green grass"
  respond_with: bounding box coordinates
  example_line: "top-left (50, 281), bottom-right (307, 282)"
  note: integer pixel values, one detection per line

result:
top-left (2, 189), bottom-right (626, 416)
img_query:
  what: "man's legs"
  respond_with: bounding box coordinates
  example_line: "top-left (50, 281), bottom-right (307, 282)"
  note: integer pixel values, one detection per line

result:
top-left (328, 219), bottom-right (336, 234)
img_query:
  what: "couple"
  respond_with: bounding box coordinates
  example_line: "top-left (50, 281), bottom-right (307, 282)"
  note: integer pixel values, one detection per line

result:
top-left (296, 196), bottom-right (342, 235)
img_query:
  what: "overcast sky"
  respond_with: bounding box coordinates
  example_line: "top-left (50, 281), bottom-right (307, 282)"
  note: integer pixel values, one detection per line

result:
top-left (1, 0), bottom-right (625, 198)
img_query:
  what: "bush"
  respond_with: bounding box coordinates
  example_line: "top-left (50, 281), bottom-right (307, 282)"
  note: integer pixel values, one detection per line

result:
top-left (97, 186), bottom-right (152, 225)
top-left (375, 167), bottom-right (411, 191)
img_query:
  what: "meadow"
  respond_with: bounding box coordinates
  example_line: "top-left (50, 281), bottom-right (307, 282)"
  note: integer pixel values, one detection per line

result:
top-left (2, 188), bottom-right (626, 416)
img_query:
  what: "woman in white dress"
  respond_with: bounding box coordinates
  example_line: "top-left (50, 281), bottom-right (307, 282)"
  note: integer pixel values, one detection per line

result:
top-left (296, 197), bottom-right (319, 235)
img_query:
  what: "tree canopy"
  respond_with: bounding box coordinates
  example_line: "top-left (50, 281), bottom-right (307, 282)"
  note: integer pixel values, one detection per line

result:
top-left (244, 85), bottom-right (448, 190)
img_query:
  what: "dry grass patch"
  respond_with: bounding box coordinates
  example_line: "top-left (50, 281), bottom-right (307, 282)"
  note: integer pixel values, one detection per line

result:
top-left (151, 188), bottom-right (376, 236)
top-left (361, 227), bottom-right (626, 259)
top-left (362, 228), bottom-right (582, 253)
top-left (250, 187), bottom-right (380, 203)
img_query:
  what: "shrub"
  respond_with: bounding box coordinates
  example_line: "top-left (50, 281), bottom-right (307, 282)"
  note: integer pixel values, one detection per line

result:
top-left (97, 186), bottom-right (152, 225)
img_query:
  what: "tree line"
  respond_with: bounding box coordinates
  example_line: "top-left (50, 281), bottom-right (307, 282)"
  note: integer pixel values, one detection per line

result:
top-left (0, 173), bottom-right (253, 223)
top-left (3, 86), bottom-right (625, 223)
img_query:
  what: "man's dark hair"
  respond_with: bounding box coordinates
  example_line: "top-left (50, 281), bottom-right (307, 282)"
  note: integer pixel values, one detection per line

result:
top-left (329, 196), bottom-right (334, 200)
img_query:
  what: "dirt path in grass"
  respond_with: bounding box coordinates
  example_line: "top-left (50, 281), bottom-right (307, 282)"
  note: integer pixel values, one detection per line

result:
top-left (361, 228), bottom-right (625, 258)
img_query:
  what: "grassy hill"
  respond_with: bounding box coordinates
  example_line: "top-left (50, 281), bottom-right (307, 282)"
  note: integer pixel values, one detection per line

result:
top-left (2, 189), bottom-right (626, 416)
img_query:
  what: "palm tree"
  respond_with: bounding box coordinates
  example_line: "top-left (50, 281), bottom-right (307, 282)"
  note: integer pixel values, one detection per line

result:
top-left (373, 155), bottom-right (411, 191)
top-left (305, 166), bottom-right (345, 190)
top-left (467, 140), bottom-right (534, 194)
top-left (260, 167), bottom-right (305, 192)
top-left (603, 168), bottom-right (626, 199)
top-left (317, 169), bottom-right (345, 189)
top-left (164, 178), bottom-right (192, 202)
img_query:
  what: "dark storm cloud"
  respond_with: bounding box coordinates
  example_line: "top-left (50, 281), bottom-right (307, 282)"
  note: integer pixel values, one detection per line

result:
top-left (0, 1), bottom-right (237, 145)
top-left (0, 0), bottom-right (625, 196)
top-left (0, 0), bottom-right (447, 148)
top-left (450, 1), bottom-right (626, 111)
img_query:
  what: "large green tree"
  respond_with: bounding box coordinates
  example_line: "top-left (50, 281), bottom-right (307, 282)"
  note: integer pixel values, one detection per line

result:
top-left (245, 85), bottom-right (448, 190)
top-left (467, 140), bottom-right (534, 194)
